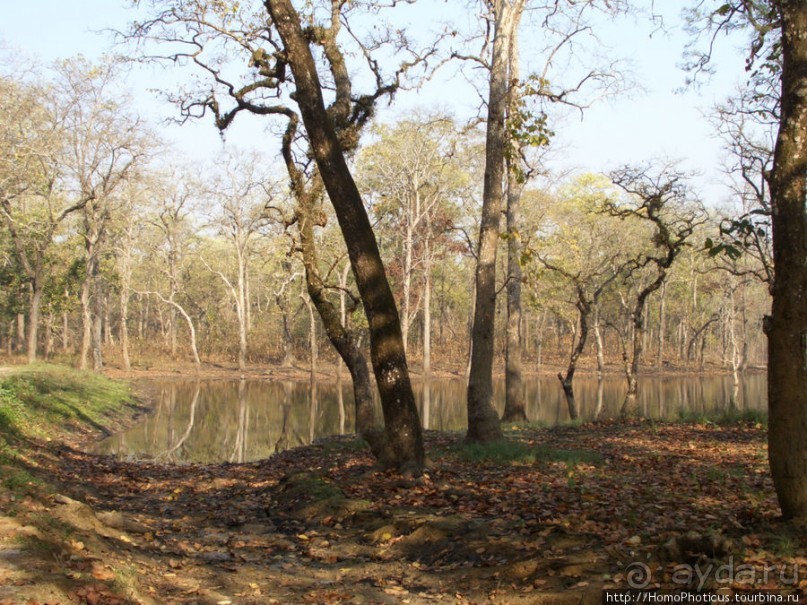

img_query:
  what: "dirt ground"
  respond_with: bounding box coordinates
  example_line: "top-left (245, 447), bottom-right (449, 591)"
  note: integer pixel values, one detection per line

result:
top-left (1, 398), bottom-right (803, 605)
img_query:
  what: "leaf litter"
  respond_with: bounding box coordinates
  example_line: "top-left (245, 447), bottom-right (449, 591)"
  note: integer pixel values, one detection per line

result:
top-left (1, 419), bottom-right (803, 604)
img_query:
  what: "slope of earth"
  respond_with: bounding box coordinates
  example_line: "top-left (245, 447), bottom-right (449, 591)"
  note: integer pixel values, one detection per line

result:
top-left (5, 411), bottom-right (804, 604)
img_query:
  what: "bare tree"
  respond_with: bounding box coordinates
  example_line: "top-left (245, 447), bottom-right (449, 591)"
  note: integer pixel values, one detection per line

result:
top-left (204, 152), bottom-right (273, 372)
top-left (55, 58), bottom-right (146, 371)
top-left (604, 165), bottom-right (706, 416)
top-left (128, 0), bottom-right (445, 471)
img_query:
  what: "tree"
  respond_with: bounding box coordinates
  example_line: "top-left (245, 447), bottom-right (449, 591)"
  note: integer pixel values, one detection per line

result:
top-left (532, 175), bottom-right (625, 419)
top-left (56, 58), bottom-right (146, 371)
top-left (204, 152), bottom-right (272, 372)
top-left (359, 115), bottom-right (467, 360)
top-left (466, 0), bottom-right (525, 444)
top-left (687, 0), bottom-right (807, 521)
top-left (603, 166), bottom-right (706, 416)
top-left (762, 1), bottom-right (807, 521)
top-left (131, 0), bottom-right (436, 471)
top-left (0, 74), bottom-right (75, 364)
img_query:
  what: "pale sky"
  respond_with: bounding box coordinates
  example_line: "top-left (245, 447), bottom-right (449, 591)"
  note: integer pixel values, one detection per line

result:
top-left (0, 0), bottom-right (751, 205)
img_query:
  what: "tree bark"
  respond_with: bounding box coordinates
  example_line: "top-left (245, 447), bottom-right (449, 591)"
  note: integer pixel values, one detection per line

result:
top-left (467, 0), bottom-right (523, 443)
top-left (656, 280), bottom-right (666, 370)
top-left (502, 43), bottom-right (527, 422)
top-left (267, 0), bottom-right (424, 472)
top-left (26, 281), bottom-right (42, 364)
top-left (559, 299), bottom-right (590, 421)
top-left (767, 0), bottom-right (807, 521)
top-left (92, 271), bottom-right (104, 371)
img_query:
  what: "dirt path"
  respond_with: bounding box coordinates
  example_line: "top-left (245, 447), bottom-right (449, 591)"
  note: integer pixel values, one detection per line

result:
top-left (1, 422), bottom-right (801, 604)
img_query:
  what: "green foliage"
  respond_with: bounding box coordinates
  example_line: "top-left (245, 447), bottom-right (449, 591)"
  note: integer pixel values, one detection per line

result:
top-left (704, 209), bottom-right (770, 262)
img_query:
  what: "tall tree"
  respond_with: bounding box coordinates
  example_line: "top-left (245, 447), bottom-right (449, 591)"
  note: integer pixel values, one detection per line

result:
top-left (131, 0), bottom-right (437, 471)
top-left (359, 115), bottom-right (466, 359)
top-left (687, 0), bottom-right (807, 520)
top-left (532, 175), bottom-right (625, 419)
top-left (204, 152), bottom-right (272, 372)
top-left (466, 0), bottom-right (525, 444)
top-left (763, 1), bottom-right (807, 521)
top-left (0, 74), bottom-right (78, 363)
top-left (56, 58), bottom-right (145, 371)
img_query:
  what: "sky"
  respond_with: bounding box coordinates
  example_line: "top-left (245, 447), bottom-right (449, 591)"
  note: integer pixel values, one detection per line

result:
top-left (0, 0), bottom-right (752, 206)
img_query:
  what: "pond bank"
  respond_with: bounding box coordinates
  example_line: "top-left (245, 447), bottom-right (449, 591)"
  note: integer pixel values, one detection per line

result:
top-left (0, 364), bottom-right (796, 605)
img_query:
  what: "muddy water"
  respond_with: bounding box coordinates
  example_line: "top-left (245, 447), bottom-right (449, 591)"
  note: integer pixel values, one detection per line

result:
top-left (95, 373), bottom-right (766, 464)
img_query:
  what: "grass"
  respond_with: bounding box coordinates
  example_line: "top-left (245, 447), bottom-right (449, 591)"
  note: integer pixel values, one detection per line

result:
top-left (449, 440), bottom-right (602, 466)
top-left (0, 363), bottom-right (131, 442)
top-left (0, 363), bottom-right (133, 492)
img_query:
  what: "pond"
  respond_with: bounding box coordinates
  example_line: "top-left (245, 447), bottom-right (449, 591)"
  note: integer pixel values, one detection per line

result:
top-left (94, 372), bottom-right (767, 464)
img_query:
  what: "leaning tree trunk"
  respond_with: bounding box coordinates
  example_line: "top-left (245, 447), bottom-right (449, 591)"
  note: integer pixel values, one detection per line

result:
top-left (559, 300), bottom-right (590, 421)
top-left (268, 0), bottom-right (424, 471)
top-left (466, 0), bottom-right (522, 443)
top-left (767, 0), bottom-right (807, 521)
top-left (295, 189), bottom-right (378, 448)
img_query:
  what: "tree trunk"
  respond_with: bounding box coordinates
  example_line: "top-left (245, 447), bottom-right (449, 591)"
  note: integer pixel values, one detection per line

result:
top-left (502, 55), bottom-right (527, 423)
top-left (79, 268), bottom-right (92, 370)
top-left (295, 190), bottom-right (379, 445)
top-left (621, 304), bottom-right (645, 416)
top-left (237, 248), bottom-right (248, 372)
top-left (26, 282), bottom-right (43, 364)
top-left (62, 295), bottom-right (70, 353)
top-left (16, 313), bottom-right (25, 354)
top-left (593, 305), bottom-right (605, 380)
top-left (92, 271), bottom-right (104, 371)
top-left (558, 300), bottom-right (590, 421)
top-left (120, 283), bottom-right (131, 371)
top-left (401, 216), bottom-right (414, 354)
top-left (466, 0), bottom-right (523, 443)
top-left (656, 280), bottom-right (666, 370)
top-left (269, 0), bottom-right (424, 472)
top-left (423, 245), bottom-right (432, 380)
top-left (44, 312), bottom-right (54, 359)
top-left (766, 0), bottom-right (807, 512)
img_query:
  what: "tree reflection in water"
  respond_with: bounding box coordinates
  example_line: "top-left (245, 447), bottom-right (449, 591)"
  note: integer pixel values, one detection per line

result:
top-left (95, 373), bottom-right (767, 464)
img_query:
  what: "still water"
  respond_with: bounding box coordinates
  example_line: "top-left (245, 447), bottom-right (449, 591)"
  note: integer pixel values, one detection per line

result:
top-left (95, 373), bottom-right (766, 464)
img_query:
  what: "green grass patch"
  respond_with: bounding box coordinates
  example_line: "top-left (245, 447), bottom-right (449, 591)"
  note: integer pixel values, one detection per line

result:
top-left (448, 440), bottom-right (602, 466)
top-left (0, 363), bottom-right (131, 443)
top-left (0, 363), bottom-right (133, 498)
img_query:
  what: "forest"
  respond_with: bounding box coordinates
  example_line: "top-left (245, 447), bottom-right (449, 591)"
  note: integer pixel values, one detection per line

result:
top-left (1, 0), bottom-right (806, 602)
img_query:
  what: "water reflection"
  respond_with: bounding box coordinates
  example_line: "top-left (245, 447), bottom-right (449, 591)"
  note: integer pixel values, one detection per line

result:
top-left (95, 373), bottom-right (767, 464)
